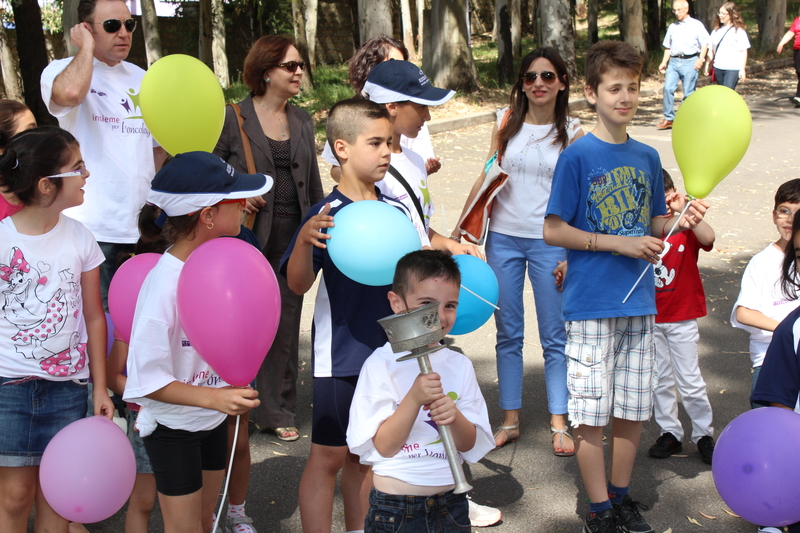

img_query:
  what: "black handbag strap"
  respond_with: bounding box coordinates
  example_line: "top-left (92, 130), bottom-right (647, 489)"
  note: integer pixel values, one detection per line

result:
top-left (713, 26), bottom-right (733, 67)
top-left (387, 165), bottom-right (425, 224)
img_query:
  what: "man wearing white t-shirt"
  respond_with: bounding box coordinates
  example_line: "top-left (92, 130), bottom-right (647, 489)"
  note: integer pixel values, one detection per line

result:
top-left (40, 0), bottom-right (165, 306)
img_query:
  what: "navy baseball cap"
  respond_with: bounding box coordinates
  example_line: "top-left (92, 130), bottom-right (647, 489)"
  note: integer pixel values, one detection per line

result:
top-left (147, 151), bottom-right (273, 217)
top-left (363, 60), bottom-right (455, 106)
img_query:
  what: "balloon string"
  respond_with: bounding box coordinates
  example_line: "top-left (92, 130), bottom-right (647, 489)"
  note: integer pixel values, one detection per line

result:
top-left (622, 199), bottom-right (693, 304)
top-left (461, 284), bottom-right (500, 310)
top-left (212, 414), bottom-right (239, 533)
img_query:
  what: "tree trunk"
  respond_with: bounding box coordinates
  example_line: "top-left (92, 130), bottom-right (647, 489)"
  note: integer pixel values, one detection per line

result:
top-left (0, 24), bottom-right (23, 101)
top-left (621, 0), bottom-right (647, 57)
top-left (358, 0), bottom-right (392, 45)
top-left (422, 1), bottom-right (479, 92)
top-left (617, 0), bottom-right (625, 40)
top-left (62, 0), bottom-right (79, 56)
top-left (10, 0), bottom-right (55, 124)
top-left (511, 0), bottom-right (521, 58)
top-left (645, 0), bottom-right (661, 52)
top-left (760, 0), bottom-right (787, 52)
top-left (538, 0), bottom-right (577, 78)
top-left (198, 0), bottom-right (213, 68)
top-left (400, 0), bottom-right (417, 58)
top-left (292, 0), bottom-right (315, 89)
top-left (211, 0), bottom-right (229, 87)
top-left (755, 0), bottom-right (766, 37)
top-left (140, 0), bottom-right (163, 67)
top-left (417, 0), bottom-right (425, 53)
top-left (305, 0), bottom-right (318, 69)
top-left (588, 0), bottom-right (598, 44)
top-left (692, 0), bottom-right (714, 32)
top-left (496, 0), bottom-right (514, 84)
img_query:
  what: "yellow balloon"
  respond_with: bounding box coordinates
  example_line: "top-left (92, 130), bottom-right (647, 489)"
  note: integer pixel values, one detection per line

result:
top-left (672, 85), bottom-right (752, 198)
top-left (139, 55), bottom-right (225, 155)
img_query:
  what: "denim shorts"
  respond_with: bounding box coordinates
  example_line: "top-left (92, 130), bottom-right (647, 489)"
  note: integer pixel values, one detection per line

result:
top-left (126, 409), bottom-right (154, 474)
top-left (365, 487), bottom-right (470, 532)
top-left (0, 377), bottom-right (89, 467)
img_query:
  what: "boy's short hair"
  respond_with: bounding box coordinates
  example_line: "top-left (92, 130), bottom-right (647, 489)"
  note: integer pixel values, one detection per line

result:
top-left (393, 250), bottom-right (461, 299)
top-left (585, 41), bottom-right (643, 92)
top-left (662, 169), bottom-right (675, 192)
top-left (326, 98), bottom-right (390, 162)
top-left (774, 178), bottom-right (800, 208)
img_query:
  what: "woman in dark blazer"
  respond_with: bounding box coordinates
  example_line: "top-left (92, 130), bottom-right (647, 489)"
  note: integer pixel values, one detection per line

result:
top-left (214, 35), bottom-right (324, 445)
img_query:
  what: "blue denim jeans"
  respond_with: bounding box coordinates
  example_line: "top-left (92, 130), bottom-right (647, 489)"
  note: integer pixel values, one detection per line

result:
top-left (713, 68), bottom-right (739, 90)
top-left (485, 231), bottom-right (569, 414)
top-left (0, 377), bottom-right (88, 466)
top-left (663, 57), bottom-right (700, 120)
top-left (365, 488), bottom-right (470, 532)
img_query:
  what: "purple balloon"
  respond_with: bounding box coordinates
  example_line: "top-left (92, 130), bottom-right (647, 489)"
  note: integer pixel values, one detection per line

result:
top-left (713, 407), bottom-right (800, 526)
top-left (39, 416), bottom-right (136, 523)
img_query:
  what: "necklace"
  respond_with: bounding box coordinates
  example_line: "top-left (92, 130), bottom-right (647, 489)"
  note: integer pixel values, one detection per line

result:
top-left (256, 98), bottom-right (287, 137)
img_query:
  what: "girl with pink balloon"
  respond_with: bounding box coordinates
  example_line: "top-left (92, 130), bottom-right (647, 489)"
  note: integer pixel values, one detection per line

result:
top-left (122, 152), bottom-right (271, 533)
top-left (0, 126), bottom-right (114, 531)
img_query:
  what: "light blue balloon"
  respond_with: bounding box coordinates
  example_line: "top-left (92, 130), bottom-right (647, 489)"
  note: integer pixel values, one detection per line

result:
top-left (327, 200), bottom-right (422, 286)
top-left (450, 254), bottom-right (499, 335)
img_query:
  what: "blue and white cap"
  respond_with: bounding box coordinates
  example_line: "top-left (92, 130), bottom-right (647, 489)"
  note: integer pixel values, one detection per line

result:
top-left (147, 152), bottom-right (273, 217)
top-left (363, 60), bottom-right (455, 106)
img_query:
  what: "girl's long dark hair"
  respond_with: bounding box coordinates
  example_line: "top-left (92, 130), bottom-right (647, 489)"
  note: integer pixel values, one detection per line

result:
top-left (781, 214), bottom-right (800, 301)
top-left (498, 47), bottom-right (571, 158)
top-left (0, 126), bottom-right (76, 206)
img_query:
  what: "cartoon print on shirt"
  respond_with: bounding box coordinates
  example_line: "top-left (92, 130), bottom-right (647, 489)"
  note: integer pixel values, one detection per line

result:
top-left (653, 241), bottom-right (676, 288)
top-left (0, 247), bottom-right (85, 377)
top-left (506, 132), bottom-right (553, 190)
top-left (586, 166), bottom-right (651, 236)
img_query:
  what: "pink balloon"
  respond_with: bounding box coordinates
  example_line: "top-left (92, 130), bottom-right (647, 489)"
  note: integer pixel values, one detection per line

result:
top-left (108, 253), bottom-right (161, 342)
top-left (39, 416), bottom-right (136, 523)
top-left (177, 238), bottom-right (281, 387)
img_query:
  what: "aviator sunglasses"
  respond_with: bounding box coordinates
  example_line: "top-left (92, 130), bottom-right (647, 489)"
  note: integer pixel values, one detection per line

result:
top-left (522, 70), bottom-right (558, 85)
top-left (92, 18), bottom-right (137, 33)
top-left (277, 61), bottom-right (306, 73)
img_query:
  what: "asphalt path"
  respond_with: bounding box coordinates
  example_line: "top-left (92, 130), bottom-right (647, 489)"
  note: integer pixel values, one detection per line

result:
top-left (78, 68), bottom-right (800, 533)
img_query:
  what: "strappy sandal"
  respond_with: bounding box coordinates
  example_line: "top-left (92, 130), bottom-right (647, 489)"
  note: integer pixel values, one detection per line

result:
top-left (551, 426), bottom-right (576, 457)
top-left (492, 423), bottom-right (520, 449)
top-left (274, 427), bottom-right (300, 442)
top-left (225, 514), bottom-right (256, 533)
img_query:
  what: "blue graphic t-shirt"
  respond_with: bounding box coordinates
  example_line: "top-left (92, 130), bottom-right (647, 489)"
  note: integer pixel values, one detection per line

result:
top-left (546, 133), bottom-right (666, 321)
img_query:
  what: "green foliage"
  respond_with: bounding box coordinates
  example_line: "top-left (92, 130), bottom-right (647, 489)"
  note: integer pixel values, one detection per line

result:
top-left (40, 0), bottom-right (63, 32)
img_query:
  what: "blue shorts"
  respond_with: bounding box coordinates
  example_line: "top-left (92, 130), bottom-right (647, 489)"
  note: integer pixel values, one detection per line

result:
top-left (0, 377), bottom-right (89, 467)
top-left (311, 375), bottom-right (358, 447)
top-left (127, 409), bottom-right (154, 474)
top-left (365, 488), bottom-right (470, 532)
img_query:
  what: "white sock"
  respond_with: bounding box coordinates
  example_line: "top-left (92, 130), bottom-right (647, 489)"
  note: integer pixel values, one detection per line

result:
top-left (227, 501), bottom-right (255, 533)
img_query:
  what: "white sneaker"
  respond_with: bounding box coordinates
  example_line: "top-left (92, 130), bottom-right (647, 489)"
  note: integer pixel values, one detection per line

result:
top-left (792, 96), bottom-right (800, 106)
top-left (468, 498), bottom-right (502, 527)
top-left (758, 528), bottom-right (782, 533)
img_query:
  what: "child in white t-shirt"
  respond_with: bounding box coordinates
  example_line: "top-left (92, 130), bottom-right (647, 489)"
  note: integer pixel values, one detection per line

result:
top-left (732, 178), bottom-right (800, 407)
top-left (347, 250), bottom-right (495, 531)
top-left (123, 152), bottom-right (271, 532)
top-left (0, 126), bottom-right (114, 530)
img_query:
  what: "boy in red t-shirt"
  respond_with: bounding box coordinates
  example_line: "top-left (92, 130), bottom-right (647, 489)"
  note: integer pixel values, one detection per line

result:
top-left (648, 170), bottom-right (717, 465)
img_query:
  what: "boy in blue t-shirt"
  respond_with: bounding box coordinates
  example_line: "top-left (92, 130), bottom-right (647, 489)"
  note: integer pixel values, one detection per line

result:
top-left (280, 98), bottom-right (416, 533)
top-left (543, 41), bottom-right (709, 533)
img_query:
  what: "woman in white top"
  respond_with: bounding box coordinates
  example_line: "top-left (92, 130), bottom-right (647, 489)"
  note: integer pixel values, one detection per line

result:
top-left (705, 2), bottom-right (750, 90)
top-left (453, 48), bottom-right (583, 454)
